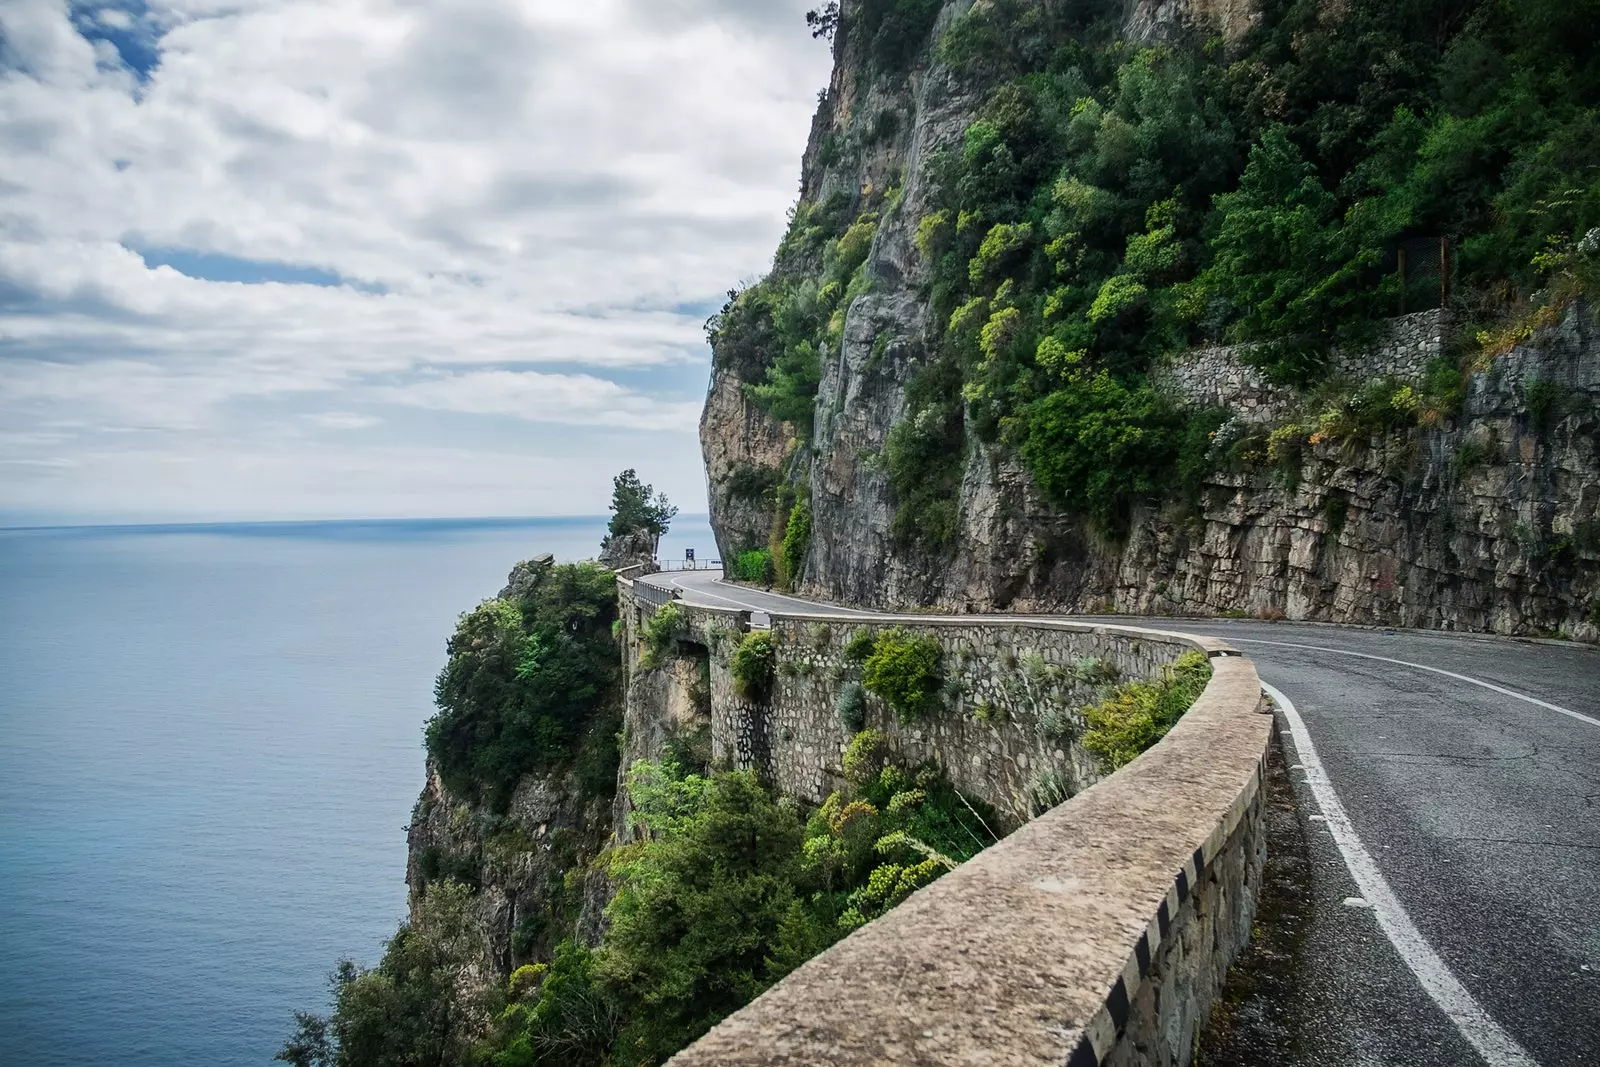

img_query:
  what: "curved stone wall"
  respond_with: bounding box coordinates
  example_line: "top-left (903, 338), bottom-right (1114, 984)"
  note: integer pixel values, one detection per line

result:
top-left (616, 575), bottom-right (1273, 1065)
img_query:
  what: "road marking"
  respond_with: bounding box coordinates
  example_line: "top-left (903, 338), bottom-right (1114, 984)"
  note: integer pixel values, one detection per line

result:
top-left (1240, 639), bottom-right (1599, 731)
top-left (1265, 681), bottom-right (1541, 1067)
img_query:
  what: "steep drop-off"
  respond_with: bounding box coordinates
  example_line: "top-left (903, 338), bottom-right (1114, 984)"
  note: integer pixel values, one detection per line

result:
top-left (700, 0), bottom-right (1600, 638)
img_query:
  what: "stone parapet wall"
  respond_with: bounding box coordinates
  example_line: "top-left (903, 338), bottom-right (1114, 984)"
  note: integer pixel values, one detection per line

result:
top-left (760, 615), bottom-right (1198, 825)
top-left (1155, 309), bottom-right (1452, 423)
top-left (616, 577), bottom-right (1273, 1066)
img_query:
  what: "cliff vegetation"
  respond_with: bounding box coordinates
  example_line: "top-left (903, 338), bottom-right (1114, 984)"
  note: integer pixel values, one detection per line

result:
top-left (704, 0), bottom-right (1600, 635)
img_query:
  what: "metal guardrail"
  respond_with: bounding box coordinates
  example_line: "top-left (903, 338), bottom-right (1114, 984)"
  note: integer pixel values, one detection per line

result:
top-left (633, 581), bottom-right (680, 611)
top-left (654, 559), bottom-right (723, 572)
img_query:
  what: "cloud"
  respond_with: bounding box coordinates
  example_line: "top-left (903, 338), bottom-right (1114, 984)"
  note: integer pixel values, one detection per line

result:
top-left (382, 370), bottom-right (703, 431)
top-left (0, 0), bottom-right (830, 520)
top-left (306, 411), bottom-right (381, 430)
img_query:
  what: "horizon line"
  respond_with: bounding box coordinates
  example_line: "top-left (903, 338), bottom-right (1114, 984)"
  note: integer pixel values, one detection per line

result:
top-left (0, 513), bottom-right (712, 534)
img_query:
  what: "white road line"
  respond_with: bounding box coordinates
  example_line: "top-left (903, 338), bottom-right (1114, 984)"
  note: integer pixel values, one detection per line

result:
top-left (1265, 681), bottom-right (1541, 1067)
top-left (1239, 639), bottom-right (1599, 731)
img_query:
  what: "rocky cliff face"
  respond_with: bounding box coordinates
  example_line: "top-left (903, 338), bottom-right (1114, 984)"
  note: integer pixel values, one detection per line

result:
top-left (699, 0), bottom-right (1600, 639)
top-left (405, 761), bottom-right (614, 974)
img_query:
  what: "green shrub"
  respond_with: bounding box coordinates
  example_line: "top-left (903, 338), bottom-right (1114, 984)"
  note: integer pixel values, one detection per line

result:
top-left (835, 682), bottom-right (867, 732)
top-left (640, 601), bottom-right (686, 669)
top-left (860, 628), bottom-right (944, 723)
top-left (725, 464), bottom-right (780, 501)
top-left (424, 563), bottom-right (619, 810)
top-left (733, 548), bottom-right (774, 584)
top-left (778, 488), bottom-right (813, 590)
top-left (730, 631), bottom-right (776, 698)
top-left (843, 628), bottom-right (875, 661)
top-left (598, 769), bottom-right (807, 1063)
top-left (1081, 651), bottom-right (1213, 771)
top-left (841, 728), bottom-right (891, 783)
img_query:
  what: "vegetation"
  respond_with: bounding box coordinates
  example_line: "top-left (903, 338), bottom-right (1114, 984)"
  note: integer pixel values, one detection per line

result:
top-left (1081, 650), bottom-right (1213, 771)
top-left (859, 627), bottom-right (944, 722)
top-left (777, 487), bottom-right (813, 590)
top-left (424, 563), bottom-right (620, 810)
top-left (729, 631), bottom-right (777, 698)
top-left (603, 469), bottom-right (677, 552)
top-left (732, 548), bottom-right (773, 584)
top-left (835, 680), bottom-right (868, 732)
top-left (639, 602), bottom-right (686, 669)
top-left (278, 881), bottom-right (492, 1067)
top-left (721, 0), bottom-right (1600, 544)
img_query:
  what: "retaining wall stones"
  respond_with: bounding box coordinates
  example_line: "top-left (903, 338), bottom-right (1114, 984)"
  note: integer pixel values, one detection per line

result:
top-left (1154, 308), bottom-right (1452, 423)
top-left (616, 576), bottom-right (1274, 1066)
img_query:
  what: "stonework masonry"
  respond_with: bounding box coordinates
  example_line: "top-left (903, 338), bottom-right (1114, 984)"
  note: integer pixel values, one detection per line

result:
top-left (1154, 309), bottom-right (1454, 424)
top-left (614, 575), bottom-right (1275, 1067)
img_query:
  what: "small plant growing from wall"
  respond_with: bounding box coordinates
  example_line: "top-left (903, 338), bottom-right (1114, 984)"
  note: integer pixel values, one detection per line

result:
top-left (860, 627), bottom-right (944, 723)
top-left (843, 627), bottom-right (875, 661)
top-left (1081, 651), bottom-right (1212, 771)
top-left (729, 631), bottom-right (776, 698)
top-left (640, 602), bottom-right (686, 669)
top-left (808, 622), bottom-right (833, 651)
top-left (835, 681), bottom-right (867, 732)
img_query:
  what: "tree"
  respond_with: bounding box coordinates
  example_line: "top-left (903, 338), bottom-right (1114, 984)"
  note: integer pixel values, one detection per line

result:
top-left (278, 881), bottom-right (493, 1067)
top-left (805, 4), bottom-right (839, 41)
top-left (604, 469), bottom-right (677, 554)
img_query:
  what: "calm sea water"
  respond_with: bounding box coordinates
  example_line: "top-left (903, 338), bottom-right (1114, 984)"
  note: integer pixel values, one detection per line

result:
top-left (0, 516), bottom-right (714, 1067)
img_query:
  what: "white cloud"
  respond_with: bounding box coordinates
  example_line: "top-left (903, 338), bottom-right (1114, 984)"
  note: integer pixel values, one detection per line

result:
top-left (382, 370), bottom-right (702, 431)
top-left (0, 0), bottom-right (829, 521)
top-left (306, 411), bottom-right (381, 430)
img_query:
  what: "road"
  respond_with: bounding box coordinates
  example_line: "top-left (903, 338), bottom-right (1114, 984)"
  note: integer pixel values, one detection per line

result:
top-left (641, 569), bottom-right (1600, 1067)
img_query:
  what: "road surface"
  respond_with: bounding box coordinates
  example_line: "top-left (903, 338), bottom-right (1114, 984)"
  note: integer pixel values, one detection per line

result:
top-left (640, 569), bottom-right (1600, 1067)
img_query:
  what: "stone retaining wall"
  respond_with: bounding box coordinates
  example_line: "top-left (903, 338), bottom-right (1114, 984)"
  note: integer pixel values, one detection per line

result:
top-left (1155, 309), bottom-right (1452, 422)
top-left (615, 576), bottom-right (1274, 1066)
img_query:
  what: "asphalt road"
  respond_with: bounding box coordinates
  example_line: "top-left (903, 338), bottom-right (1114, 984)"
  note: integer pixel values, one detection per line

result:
top-left (642, 569), bottom-right (1600, 1067)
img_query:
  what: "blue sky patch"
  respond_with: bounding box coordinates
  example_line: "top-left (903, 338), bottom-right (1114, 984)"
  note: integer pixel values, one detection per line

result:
top-left (69, 3), bottom-right (164, 81)
top-left (136, 247), bottom-right (354, 288)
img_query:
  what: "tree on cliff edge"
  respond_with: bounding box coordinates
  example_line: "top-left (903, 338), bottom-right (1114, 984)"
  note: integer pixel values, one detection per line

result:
top-left (603, 469), bottom-right (676, 557)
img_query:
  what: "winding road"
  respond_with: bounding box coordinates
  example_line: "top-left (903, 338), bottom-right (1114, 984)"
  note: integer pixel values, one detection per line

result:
top-left (640, 568), bottom-right (1600, 1067)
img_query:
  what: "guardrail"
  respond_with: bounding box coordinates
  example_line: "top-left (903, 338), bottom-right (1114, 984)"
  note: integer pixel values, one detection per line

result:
top-left (654, 559), bottom-right (723, 572)
top-left (632, 580), bottom-right (680, 611)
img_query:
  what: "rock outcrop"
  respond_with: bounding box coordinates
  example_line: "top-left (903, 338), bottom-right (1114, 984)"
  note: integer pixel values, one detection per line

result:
top-left (698, 0), bottom-right (1600, 639)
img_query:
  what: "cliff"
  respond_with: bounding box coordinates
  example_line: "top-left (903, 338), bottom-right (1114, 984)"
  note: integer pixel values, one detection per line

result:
top-left (699, 0), bottom-right (1600, 639)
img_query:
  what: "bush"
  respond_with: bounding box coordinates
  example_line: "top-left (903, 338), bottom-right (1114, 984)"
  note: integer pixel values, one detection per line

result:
top-left (733, 548), bottom-right (774, 584)
top-left (860, 628), bottom-right (944, 723)
top-left (424, 563), bottom-right (619, 810)
top-left (725, 464), bottom-right (780, 501)
top-left (1081, 651), bottom-right (1212, 771)
top-left (778, 489), bottom-right (813, 590)
top-left (843, 628), bottom-right (876, 661)
top-left (597, 770), bottom-right (807, 1064)
top-left (730, 632), bottom-right (776, 698)
top-left (835, 682), bottom-right (867, 732)
top-left (640, 602), bottom-right (686, 669)
top-left (841, 728), bottom-right (891, 784)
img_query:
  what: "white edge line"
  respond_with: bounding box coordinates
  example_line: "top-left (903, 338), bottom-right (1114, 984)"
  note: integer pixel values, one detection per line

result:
top-left (1240, 639), bottom-right (1599, 730)
top-left (1264, 681), bottom-right (1541, 1067)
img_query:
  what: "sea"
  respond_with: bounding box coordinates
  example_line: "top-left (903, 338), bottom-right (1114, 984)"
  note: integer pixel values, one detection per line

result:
top-left (0, 515), bottom-right (715, 1067)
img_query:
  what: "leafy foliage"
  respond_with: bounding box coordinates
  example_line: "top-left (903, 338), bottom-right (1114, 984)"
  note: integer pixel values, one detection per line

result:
top-left (1081, 650), bottom-right (1212, 770)
top-left (732, 547), bottom-right (774, 584)
top-left (834, 681), bottom-right (867, 732)
top-left (278, 882), bottom-right (492, 1067)
top-left (860, 628), bottom-right (944, 723)
top-left (604, 469), bottom-right (676, 548)
top-left (425, 564), bottom-right (619, 809)
top-left (729, 631), bottom-right (777, 698)
top-left (778, 487), bottom-right (813, 590)
top-left (640, 602), bottom-right (687, 669)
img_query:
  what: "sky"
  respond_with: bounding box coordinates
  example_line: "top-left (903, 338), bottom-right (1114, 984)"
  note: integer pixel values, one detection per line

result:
top-left (0, 0), bottom-right (832, 524)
